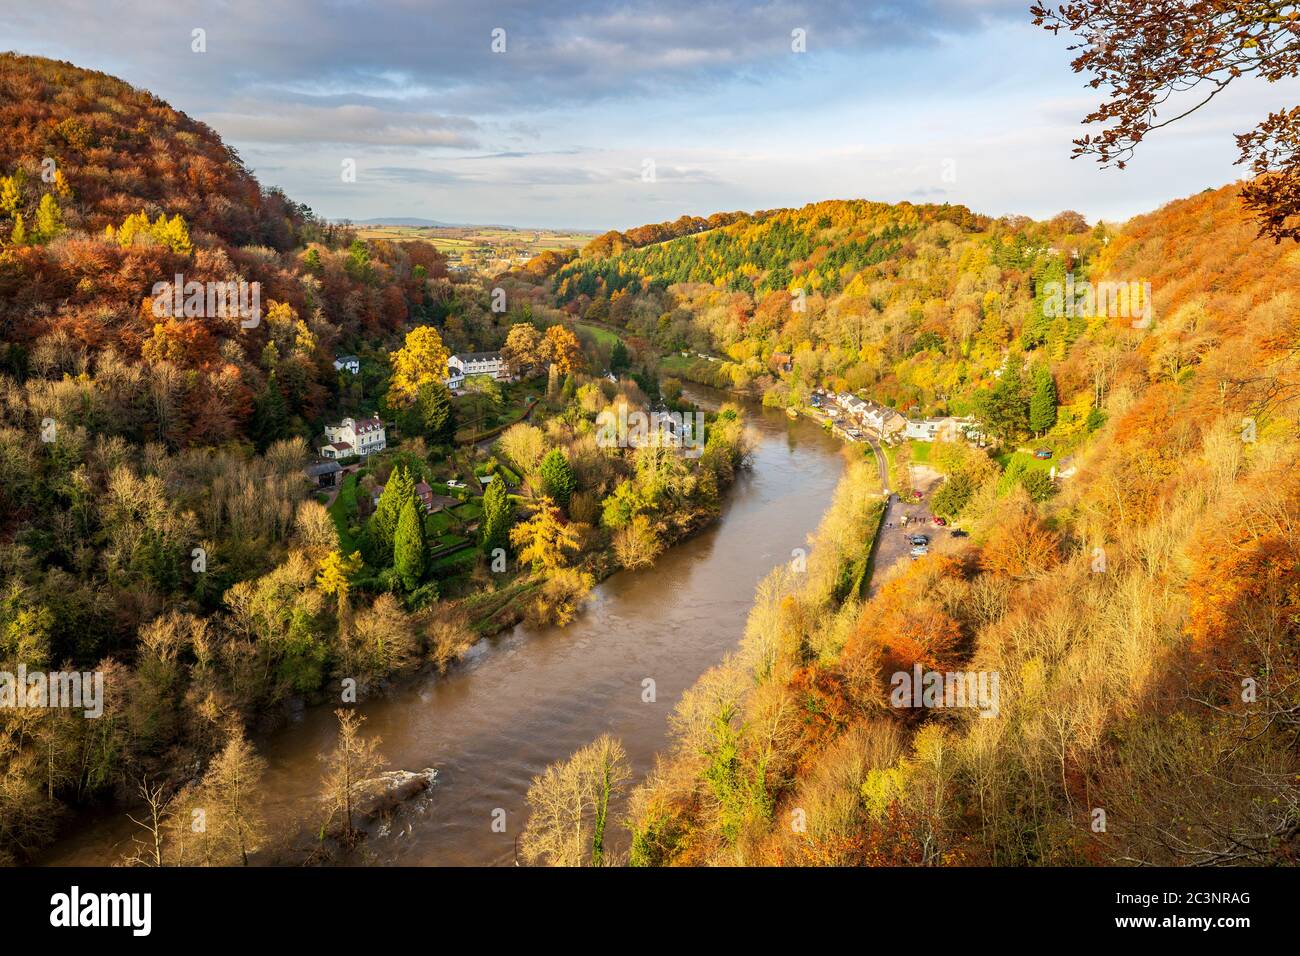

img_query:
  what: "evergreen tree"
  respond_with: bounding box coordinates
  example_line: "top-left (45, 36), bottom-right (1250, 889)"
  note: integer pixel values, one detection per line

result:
top-left (393, 497), bottom-right (426, 591)
top-left (372, 465), bottom-right (414, 551)
top-left (976, 360), bottom-right (1031, 441)
top-left (609, 339), bottom-right (630, 374)
top-left (1029, 366), bottom-right (1059, 436)
top-left (538, 449), bottom-right (576, 506)
top-left (251, 372), bottom-right (288, 451)
top-left (480, 476), bottom-right (514, 554)
top-left (1024, 257), bottom-right (1065, 350)
top-left (417, 380), bottom-right (456, 445)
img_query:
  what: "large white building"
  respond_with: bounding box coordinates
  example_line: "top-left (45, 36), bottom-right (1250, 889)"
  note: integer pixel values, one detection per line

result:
top-left (447, 351), bottom-right (508, 389)
top-left (903, 415), bottom-right (984, 444)
top-left (321, 416), bottom-right (386, 459)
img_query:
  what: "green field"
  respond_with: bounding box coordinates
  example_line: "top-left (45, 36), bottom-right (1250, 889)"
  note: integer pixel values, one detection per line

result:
top-left (353, 223), bottom-right (596, 273)
top-left (574, 322), bottom-right (622, 349)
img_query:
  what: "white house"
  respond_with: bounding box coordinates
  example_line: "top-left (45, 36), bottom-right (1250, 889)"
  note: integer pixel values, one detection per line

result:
top-left (333, 355), bottom-right (361, 375)
top-left (448, 351), bottom-right (508, 382)
top-left (903, 416), bottom-right (983, 444)
top-left (321, 416), bottom-right (386, 459)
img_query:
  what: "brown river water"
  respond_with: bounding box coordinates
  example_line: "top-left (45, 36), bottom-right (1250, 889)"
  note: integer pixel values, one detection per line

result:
top-left (44, 388), bottom-right (850, 866)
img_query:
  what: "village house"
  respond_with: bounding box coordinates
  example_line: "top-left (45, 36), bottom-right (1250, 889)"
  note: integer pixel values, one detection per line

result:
top-left (333, 354), bottom-right (360, 375)
top-left (321, 416), bottom-right (386, 459)
top-left (859, 402), bottom-right (908, 440)
top-left (373, 480), bottom-right (461, 513)
top-left (769, 352), bottom-right (793, 374)
top-left (303, 460), bottom-right (342, 488)
top-left (447, 351), bottom-right (508, 382)
top-left (903, 415), bottom-right (986, 444)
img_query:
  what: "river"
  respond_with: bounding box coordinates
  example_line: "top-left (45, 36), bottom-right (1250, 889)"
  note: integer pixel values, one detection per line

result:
top-left (45, 388), bottom-right (850, 866)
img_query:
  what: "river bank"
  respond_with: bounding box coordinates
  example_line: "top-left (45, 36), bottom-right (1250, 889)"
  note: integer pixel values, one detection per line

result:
top-left (40, 387), bottom-right (851, 866)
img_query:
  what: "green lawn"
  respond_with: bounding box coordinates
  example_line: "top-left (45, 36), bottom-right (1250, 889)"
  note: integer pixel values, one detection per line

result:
top-left (451, 500), bottom-right (483, 521)
top-left (425, 510), bottom-right (456, 536)
top-left (658, 354), bottom-right (693, 376)
top-left (328, 473), bottom-right (360, 553)
top-left (430, 548), bottom-right (477, 573)
top-left (908, 440), bottom-right (932, 464)
top-left (575, 322), bottom-right (622, 349)
top-left (996, 449), bottom-right (1056, 474)
top-left (996, 449), bottom-right (1057, 492)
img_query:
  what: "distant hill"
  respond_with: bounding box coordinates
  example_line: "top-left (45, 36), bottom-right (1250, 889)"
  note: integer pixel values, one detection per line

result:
top-left (350, 216), bottom-right (460, 227)
top-left (0, 52), bottom-right (449, 445)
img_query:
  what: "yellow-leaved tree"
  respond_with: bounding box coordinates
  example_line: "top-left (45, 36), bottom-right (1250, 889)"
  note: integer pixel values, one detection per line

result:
top-left (388, 325), bottom-right (451, 406)
top-left (542, 325), bottom-right (583, 376)
top-left (316, 549), bottom-right (363, 620)
top-left (509, 497), bottom-right (580, 571)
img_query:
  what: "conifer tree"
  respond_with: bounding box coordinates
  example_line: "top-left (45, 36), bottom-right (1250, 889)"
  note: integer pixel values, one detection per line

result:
top-left (372, 464), bottom-right (414, 550)
top-left (538, 449), bottom-right (576, 506)
top-left (393, 496), bottom-right (426, 591)
top-left (251, 372), bottom-right (288, 450)
top-left (480, 475), bottom-right (513, 554)
top-left (1029, 365), bottom-right (1058, 436)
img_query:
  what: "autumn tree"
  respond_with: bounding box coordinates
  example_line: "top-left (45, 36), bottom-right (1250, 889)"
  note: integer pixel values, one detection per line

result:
top-left (123, 777), bottom-right (178, 867)
top-left (191, 726), bottom-right (267, 866)
top-left (510, 497), bottom-right (580, 572)
top-left (496, 423), bottom-right (546, 476)
top-left (979, 507), bottom-right (1061, 580)
top-left (33, 194), bottom-right (63, 243)
top-left (316, 549), bottom-right (363, 623)
top-left (388, 325), bottom-right (451, 406)
top-left (521, 734), bottom-right (631, 866)
top-left (1031, 0), bottom-right (1300, 241)
top-left (612, 514), bottom-right (663, 570)
top-left (503, 322), bottom-right (543, 377)
top-left (543, 324), bottom-right (584, 375)
top-left (320, 709), bottom-right (385, 846)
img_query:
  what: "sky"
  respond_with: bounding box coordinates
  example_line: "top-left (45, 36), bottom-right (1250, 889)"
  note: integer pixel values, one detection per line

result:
top-left (7, 0), bottom-right (1298, 231)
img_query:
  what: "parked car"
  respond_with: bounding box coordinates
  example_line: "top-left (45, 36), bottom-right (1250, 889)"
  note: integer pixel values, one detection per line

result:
top-left (910, 534), bottom-right (929, 546)
top-left (909, 545), bottom-right (929, 559)
top-left (1034, 448), bottom-right (1053, 460)
top-left (913, 490), bottom-right (924, 500)
top-left (951, 529), bottom-right (969, 538)
top-left (932, 516), bottom-right (947, 526)
top-left (446, 479), bottom-right (466, 489)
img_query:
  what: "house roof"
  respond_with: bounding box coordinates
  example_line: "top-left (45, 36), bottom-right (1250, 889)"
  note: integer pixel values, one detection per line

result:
top-left (305, 461), bottom-right (342, 476)
top-left (335, 354), bottom-right (359, 363)
top-left (453, 351), bottom-right (503, 363)
top-left (326, 441), bottom-right (352, 452)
